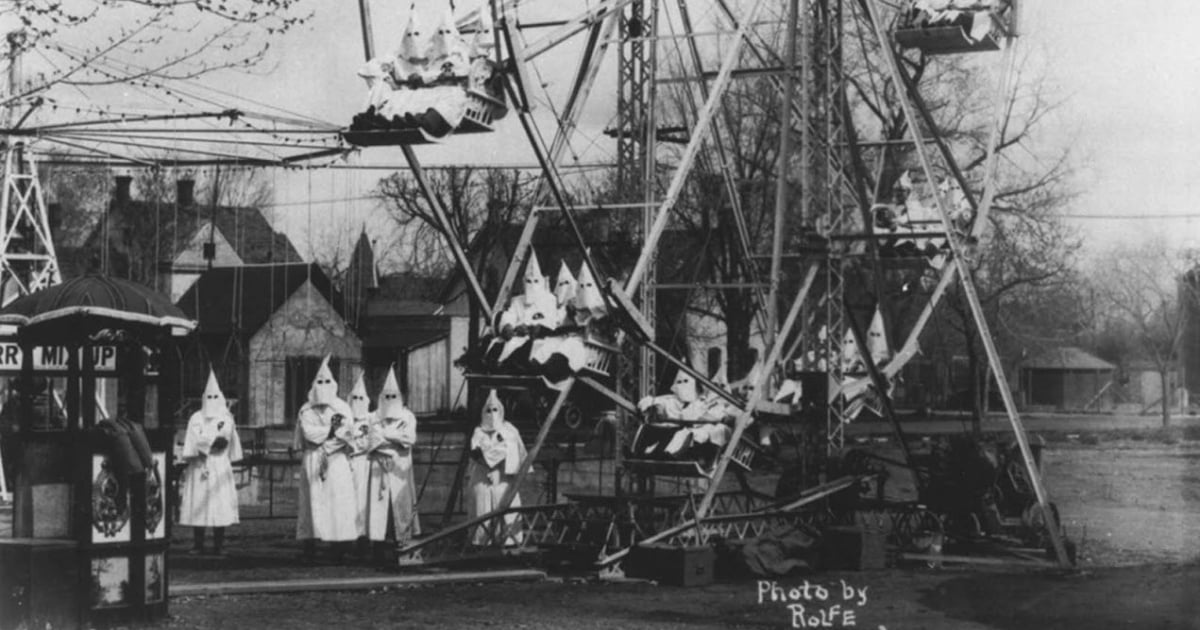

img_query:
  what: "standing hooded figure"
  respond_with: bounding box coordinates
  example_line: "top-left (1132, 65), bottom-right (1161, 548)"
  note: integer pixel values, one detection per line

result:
top-left (179, 370), bottom-right (243, 555)
top-left (294, 356), bottom-right (359, 553)
top-left (367, 366), bottom-right (420, 544)
top-left (467, 390), bottom-right (527, 545)
top-left (347, 373), bottom-right (375, 541)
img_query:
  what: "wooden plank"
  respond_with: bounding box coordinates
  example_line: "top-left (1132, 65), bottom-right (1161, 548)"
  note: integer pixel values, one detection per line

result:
top-left (170, 569), bottom-right (547, 597)
top-left (898, 553), bottom-right (1053, 568)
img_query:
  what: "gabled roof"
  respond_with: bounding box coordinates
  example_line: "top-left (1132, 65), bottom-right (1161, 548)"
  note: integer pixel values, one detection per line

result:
top-left (176, 263), bottom-right (347, 337)
top-left (175, 205), bottom-right (303, 265)
top-left (1022, 347), bottom-right (1116, 371)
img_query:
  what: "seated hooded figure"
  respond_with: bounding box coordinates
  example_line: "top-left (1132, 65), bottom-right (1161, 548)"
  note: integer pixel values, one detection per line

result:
top-left (528, 260), bottom-right (591, 382)
top-left (294, 356), bottom-right (360, 552)
top-left (635, 370), bottom-right (731, 463)
top-left (486, 248), bottom-right (561, 369)
top-left (179, 370), bottom-right (244, 555)
top-left (424, 5), bottom-right (470, 83)
top-left (346, 373), bottom-right (376, 540)
top-left (392, 6), bottom-right (429, 85)
top-left (367, 366), bottom-right (420, 545)
top-left (467, 390), bottom-right (527, 546)
top-left (572, 263), bottom-right (608, 328)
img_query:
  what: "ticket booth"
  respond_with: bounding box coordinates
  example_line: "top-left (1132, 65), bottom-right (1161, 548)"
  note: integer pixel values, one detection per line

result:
top-left (0, 275), bottom-right (193, 629)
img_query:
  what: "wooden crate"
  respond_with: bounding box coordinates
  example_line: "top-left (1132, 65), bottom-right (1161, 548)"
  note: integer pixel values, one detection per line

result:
top-left (626, 543), bottom-right (716, 586)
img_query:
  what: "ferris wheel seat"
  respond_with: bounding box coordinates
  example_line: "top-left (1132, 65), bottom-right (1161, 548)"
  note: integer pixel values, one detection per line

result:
top-left (894, 25), bottom-right (1001, 55)
top-left (343, 88), bottom-right (507, 147)
top-left (895, 3), bottom-right (1009, 55)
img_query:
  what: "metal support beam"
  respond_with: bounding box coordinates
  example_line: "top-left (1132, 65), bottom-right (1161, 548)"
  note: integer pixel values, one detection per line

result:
top-left (861, 0), bottom-right (1069, 568)
top-left (624, 0), bottom-right (766, 296)
top-left (694, 262), bottom-right (819, 520)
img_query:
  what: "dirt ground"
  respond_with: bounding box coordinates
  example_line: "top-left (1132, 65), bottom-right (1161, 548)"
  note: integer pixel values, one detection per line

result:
top-left (8, 435), bottom-right (1200, 628)
top-left (164, 564), bottom-right (1200, 630)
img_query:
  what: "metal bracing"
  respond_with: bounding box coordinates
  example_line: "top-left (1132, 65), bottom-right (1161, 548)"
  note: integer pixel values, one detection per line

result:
top-left (857, 0), bottom-right (1069, 568)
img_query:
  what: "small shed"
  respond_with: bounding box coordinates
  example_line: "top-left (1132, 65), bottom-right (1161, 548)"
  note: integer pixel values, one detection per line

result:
top-left (1020, 347), bottom-right (1116, 410)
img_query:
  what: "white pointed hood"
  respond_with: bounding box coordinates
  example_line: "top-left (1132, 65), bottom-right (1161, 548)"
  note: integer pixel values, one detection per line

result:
top-left (480, 389), bottom-right (504, 431)
top-left (307, 355), bottom-right (340, 406)
top-left (867, 308), bottom-right (891, 365)
top-left (572, 263), bottom-right (607, 320)
top-left (554, 261), bottom-right (578, 307)
top-left (396, 4), bottom-right (427, 63)
top-left (670, 370), bottom-right (698, 404)
top-left (378, 365), bottom-right (407, 419)
top-left (348, 372), bottom-right (370, 418)
top-left (841, 327), bottom-right (863, 372)
top-left (201, 369), bottom-right (228, 417)
top-left (428, 3), bottom-right (468, 72)
top-left (522, 248), bottom-right (551, 305)
top-left (469, 4), bottom-right (495, 59)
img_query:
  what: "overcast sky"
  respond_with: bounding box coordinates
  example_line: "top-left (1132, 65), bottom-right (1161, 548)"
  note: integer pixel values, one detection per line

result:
top-left (19, 0), bottom-right (1200, 263)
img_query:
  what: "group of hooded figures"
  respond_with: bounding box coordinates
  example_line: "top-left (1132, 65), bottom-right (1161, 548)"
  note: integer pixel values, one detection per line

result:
top-left (292, 358), bottom-right (422, 555)
top-left (177, 356), bottom-right (532, 556)
top-left (632, 369), bottom-right (741, 469)
top-left (468, 248), bottom-right (610, 385)
top-left (352, 4), bottom-right (504, 139)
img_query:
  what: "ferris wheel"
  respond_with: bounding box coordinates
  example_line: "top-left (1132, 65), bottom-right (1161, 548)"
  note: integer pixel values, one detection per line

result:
top-left (0, 0), bottom-right (1070, 569)
top-left (333, 0), bottom-right (1070, 569)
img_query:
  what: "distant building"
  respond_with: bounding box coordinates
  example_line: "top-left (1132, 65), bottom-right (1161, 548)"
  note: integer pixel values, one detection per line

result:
top-left (176, 262), bottom-right (361, 427)
top-left (1020, 347), bottom-right (1116, 410)
top-left (346, 234), bottom-right (468, 416)
top-left (60, 175), bottom-right (302, 299)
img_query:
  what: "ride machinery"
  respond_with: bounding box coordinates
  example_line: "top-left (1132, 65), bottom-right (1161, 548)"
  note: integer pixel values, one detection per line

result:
top-left (346, 0), bottom-right (1072, 570)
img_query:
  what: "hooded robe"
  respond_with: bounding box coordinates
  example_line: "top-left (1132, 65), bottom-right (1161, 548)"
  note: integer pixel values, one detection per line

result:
top-left (347, 373), bottom-right (376, 538)
top-left (294, 357), bottom-right (359, 542)
top-left (467, 391), bottom-right (526, 545)
top-left (636, 371), bottom-right (730, 458)
top-left (572, 262), bottom-right (609, 327)
top-left (366, 367), bottom-right (421, 542)
top-left (179, 371), bottom-right (244, 527)
top-left (529, 260), bottom-right (589, 379)
top-left (491, 249), bottom-right (561, 368)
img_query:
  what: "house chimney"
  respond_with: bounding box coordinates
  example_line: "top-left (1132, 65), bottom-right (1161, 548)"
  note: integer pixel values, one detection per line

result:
top-left (114, 175), bottom-right (132, 203)
top-left (177, 178), bottom-right (195, 207)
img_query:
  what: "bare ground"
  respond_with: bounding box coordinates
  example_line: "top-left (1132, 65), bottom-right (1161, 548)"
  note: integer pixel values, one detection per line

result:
top-left (8, 437), bottom-right (1200, 628)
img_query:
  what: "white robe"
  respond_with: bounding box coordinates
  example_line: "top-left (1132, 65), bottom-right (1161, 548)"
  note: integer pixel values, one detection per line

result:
top-left (294, 400), bottom-right (359, 542)
top-left (347, 414), bottom-right (375, 538)
top-left (467, 422), bottom-right (526, 546)
top-left (492, 292), bottom-right (562, 363)
top-left (178, 411), bottom-right (243, 527)
top-left (366, 410), bottom-right (421, 542)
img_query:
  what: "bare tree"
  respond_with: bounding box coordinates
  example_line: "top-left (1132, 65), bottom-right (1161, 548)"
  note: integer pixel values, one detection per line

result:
top-left (1, 0), bottom-right (310, 114)
top-left (1091, 238), bottom-right (1200, 427)
top-left (377, 167), bottom-right (536, 296)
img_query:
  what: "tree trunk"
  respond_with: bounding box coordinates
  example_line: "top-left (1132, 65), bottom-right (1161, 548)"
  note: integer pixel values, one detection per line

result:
top-left (966, 336), bottom-right (984, 435)
top-left (724, 288), bottom-right (753, 381)
top-left (1161, 367), bottom-right (1172, 428)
